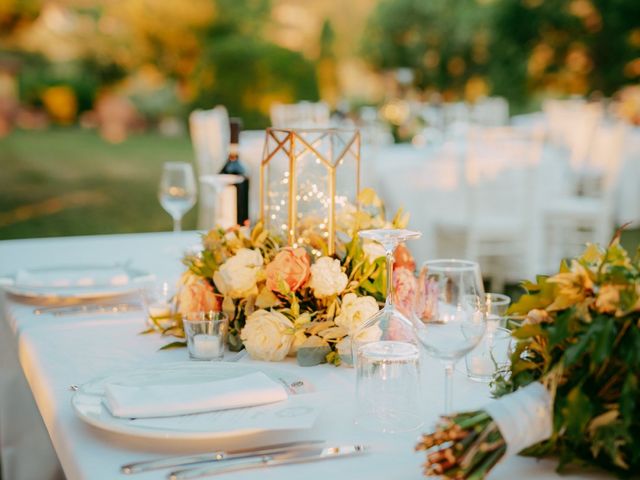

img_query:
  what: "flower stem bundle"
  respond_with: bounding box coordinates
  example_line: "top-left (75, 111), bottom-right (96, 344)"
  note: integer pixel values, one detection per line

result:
top-left (416, 411), bottom-right (506, 479)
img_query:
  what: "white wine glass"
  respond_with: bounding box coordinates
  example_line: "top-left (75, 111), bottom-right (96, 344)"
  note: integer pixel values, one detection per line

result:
top-left (413, 259), bottom-right (486, 414)
top-left (159, 162), bottom-right (197, 232)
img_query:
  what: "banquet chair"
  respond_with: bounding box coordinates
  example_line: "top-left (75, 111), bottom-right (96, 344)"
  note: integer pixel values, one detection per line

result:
top-left (543, 99), bottom-right (603, 172)
top-left (270, 101), bottom-right (330, 128)
top-left (541, 122), bottom-right (627, 273)
top-left (471, 97), bottom-right (509, 126)
top-left (435, 127), bottom-right (543, 291)
top-left (188, 106), bottom-right (230, 230)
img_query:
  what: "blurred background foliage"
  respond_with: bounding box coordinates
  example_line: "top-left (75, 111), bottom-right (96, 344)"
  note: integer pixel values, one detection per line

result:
top-left (0, 0), bottom-right (638, 130)
top-left (0, 0), bottom-right (639, 241)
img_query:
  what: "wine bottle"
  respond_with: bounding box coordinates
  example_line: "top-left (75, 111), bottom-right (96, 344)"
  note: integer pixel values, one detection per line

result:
top-left (219, 118), bottom-right (249, 226)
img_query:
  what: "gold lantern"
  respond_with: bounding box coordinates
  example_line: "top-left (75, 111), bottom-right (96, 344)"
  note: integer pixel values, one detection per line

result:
top-left (260, 128), bottom-right (361, 255)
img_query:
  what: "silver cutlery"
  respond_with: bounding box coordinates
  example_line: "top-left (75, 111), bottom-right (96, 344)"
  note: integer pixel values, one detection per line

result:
top-left (167, 445), bottom-right (367, 479)
top-left (34, 302), bottom-right (140, 316)
top-left (120, 440), bottom-right (324, 474)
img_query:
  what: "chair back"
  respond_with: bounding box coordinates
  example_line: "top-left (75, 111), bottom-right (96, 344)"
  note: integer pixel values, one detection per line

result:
top-left (188, 106), bottom-right (230, 229)
top-left (270, 101), bottom-right (330, 128)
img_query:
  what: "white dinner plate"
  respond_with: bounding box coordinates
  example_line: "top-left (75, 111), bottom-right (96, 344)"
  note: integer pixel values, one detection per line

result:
top-left (0, 263), bottom-right (153, 300)
top-left (71, 362), bottom-right (317, 440)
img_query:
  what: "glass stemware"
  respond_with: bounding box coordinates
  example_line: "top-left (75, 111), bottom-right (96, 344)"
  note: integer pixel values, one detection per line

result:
top-left (413, 259), bottom-right (486, 414)
top-left (159, 162), bottom-right (197, 232)
top-left (352, 228), bottom-right (422, 433)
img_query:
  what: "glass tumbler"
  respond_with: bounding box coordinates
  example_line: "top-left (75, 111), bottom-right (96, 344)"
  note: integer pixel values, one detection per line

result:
top-left (465, 293), bottom-right (512, 382)
top-left (183, 311), bottom-right (228, 361)
top-left (141, 280), bottom-right (176, 331)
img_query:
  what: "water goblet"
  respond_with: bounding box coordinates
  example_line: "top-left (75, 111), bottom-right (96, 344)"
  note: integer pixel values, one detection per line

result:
top-left (159, 162), bottom-right (197, 232)
top-left (413, 259), bottom-right (486, 414)
top-left (352, 228), bottom-right (423, 433)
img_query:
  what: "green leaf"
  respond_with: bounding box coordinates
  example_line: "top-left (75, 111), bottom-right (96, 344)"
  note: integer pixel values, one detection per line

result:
top-left (592, 318), bottom-right (616, 364)
top-left (159, 341), bottom-right (187, 350)
top-left (296, 346), bottom-right (331, 366)
top-left (564, 330), bottom-right (592, 366)
top-left (511, 323), bottom-right (545, 339)
top-left (563, 386), bottom-right (594, 438)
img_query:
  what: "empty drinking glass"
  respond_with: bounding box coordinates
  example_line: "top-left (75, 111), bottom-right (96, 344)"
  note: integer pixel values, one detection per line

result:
top-left (159, 162), bottom-right (197, 232)
top-left (353, 228), bottom-right (424, 433)
top-left (140, 280), bottom-right (176, 331)
top-left (465, 293), bottom-right (512, 382)
top-left (413, 259), bottom-right (486, 414)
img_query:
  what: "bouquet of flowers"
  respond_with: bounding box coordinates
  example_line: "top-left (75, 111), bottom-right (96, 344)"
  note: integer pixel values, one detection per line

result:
top-left (156, 188), bottom-right (416, 366)
top-left (416, 232), bottom-right (640, 478)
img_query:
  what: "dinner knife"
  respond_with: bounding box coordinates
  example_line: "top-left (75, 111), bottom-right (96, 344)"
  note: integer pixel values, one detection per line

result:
top-left (34, 302), bottom-right (140, 316)
top-left (167, 445), bottom-right (367, 480)
top-left (120, 440), bottom-right (324, 474)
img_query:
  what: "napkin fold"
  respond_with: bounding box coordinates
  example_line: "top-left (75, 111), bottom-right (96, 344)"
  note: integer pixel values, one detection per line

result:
top-left (104, 372), bottom-right (288, 418)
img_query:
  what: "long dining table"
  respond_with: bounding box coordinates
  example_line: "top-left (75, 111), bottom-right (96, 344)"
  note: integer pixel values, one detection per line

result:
top-left (0, 232), bottom-right (607, 480)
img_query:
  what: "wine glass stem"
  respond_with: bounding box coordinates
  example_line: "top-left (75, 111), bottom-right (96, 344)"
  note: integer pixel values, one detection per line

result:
top-left (173, 217), bottom-right (182, 233)
top-left (385, 250), bottom-right (395, 308)
top-left (443, 362), bottom-right (455, 414)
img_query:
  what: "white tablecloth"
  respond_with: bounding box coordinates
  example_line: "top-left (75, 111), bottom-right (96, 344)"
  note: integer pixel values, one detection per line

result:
top-left (0, 232), bottom-right (607, 480)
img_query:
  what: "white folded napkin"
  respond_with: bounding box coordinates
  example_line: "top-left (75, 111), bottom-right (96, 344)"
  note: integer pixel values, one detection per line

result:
top-left (104, 372), bottom-right (288, 418)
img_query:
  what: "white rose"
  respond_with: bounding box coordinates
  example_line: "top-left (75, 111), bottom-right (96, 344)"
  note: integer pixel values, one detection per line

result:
top-left (213, 248), bottom-right (263, 298)
top-left (309, 257), bottom-right (348, 298)
top-left (240, 309), bottom-right (294, 361)
top-left (288, 329), bottom-right (308, 357)
top-left (335, 293), bottom-right (379, 336)
top-left (362, 241), bottom-right (386, 263)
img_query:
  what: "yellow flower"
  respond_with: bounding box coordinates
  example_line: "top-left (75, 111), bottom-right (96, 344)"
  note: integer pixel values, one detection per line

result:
top-left (547, 260), bottom-right (594, 311)
top-left (595, 285), bottom-right (621, 315)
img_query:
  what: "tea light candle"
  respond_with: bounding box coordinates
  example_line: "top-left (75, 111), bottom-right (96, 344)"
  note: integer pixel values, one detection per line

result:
top-left (149, 303), bottom-right (171, 318)
top-left (192, 334), bottom-right (221, 359)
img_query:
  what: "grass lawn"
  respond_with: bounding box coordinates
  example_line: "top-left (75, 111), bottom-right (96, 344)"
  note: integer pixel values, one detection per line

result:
top-left (0, 128), bottom-right (198, 239)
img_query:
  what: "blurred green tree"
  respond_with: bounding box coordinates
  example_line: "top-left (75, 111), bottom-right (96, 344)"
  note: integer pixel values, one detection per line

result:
top-left (489, 0), bottom-right (640, 106)
top-left (191, 0), bottom-right (319, 128)
top-left (191, 35), bottom-right (319, 128)
top-left (361, 0), bottom-right (492, 100)
top-left (361, 0), bottom-right (640, 108)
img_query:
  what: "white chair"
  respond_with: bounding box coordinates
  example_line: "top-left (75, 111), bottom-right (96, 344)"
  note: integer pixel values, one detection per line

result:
top-left (188, 106), bottom-right (229, 230)
top-left (541, 122), bottom-right (627, 272)
top-left (471, 97), bottom-right (509, 126)
top-left (436, 127), bottom-right (543, 291)
top-left (270, 101), bottom-right (330, 128)
top-left (543, 99), bottom-right (603, 171)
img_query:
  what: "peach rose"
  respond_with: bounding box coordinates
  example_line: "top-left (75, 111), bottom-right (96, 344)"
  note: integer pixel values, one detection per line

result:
top-left (265, 248), bottom-right (311, 293)
top-left (393, 267), bottom-right (417, 318)
top-left (177, 277), bottom-right (219, 315)
top-left (394, 244), bottom-right (416, 271)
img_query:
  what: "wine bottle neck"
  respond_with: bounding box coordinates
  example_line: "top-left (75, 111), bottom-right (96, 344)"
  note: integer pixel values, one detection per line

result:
top-left (228, 143), bottom-right (239, 160)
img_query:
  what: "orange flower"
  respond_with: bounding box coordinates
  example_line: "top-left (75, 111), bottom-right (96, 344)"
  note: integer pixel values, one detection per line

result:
top-left (177, 278), bottom-right (219, 315)
top-left (265, 248), bottom-right (311, 293)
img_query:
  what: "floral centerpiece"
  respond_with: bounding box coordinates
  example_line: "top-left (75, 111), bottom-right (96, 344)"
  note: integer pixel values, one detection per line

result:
top-left (415, 231), bottom-right (640, 478)
top-left (156, 188), bottom-right (415, 366)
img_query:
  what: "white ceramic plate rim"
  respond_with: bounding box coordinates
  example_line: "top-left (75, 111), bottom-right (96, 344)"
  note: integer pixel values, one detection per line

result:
top-left (0, 264), bottom-right (153, 300)
top-left (71, 362), bottom-right (306, 440)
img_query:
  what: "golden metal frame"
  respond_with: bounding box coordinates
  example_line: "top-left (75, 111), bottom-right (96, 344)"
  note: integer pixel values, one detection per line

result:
top-left (260, 128), bottom-right (361, 255)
